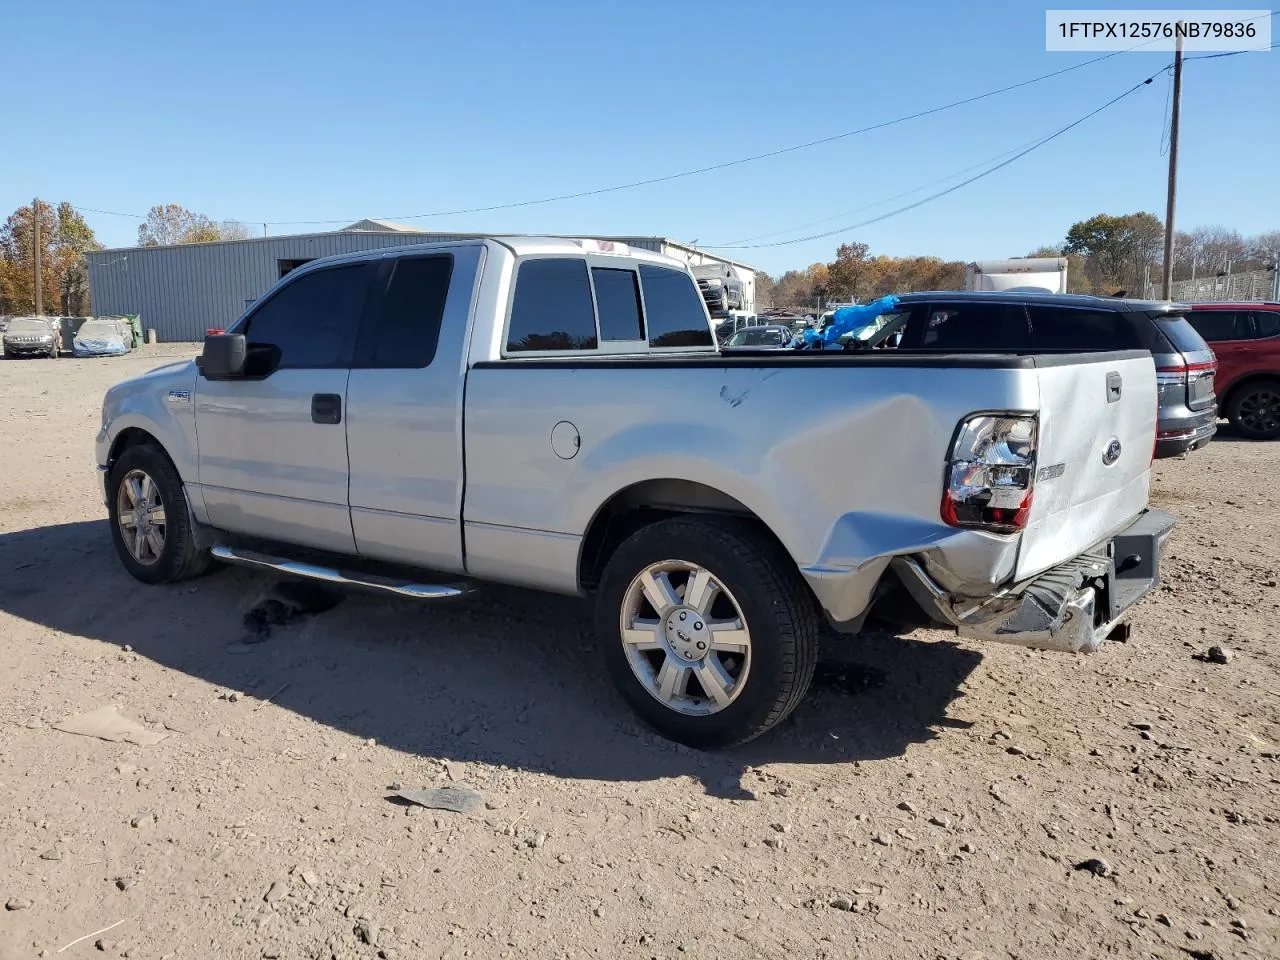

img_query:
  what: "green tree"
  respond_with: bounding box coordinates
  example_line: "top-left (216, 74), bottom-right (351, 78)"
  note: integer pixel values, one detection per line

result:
top-left (1064, 212), bottom-right (1163, 295)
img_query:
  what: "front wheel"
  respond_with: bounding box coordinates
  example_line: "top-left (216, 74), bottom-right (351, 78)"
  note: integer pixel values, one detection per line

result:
top-left (595, 517), bottom-right (819, 748)
top-left (1227, 379), bottom-right (1280, 441)
top-left (107, 445), bottom-right (211, 584)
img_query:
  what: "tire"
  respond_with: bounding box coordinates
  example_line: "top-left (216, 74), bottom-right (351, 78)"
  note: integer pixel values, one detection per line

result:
top-left (1226, 379), bottom-right (1280, 441)
top-left (107, 444), bottom-right (212, 585)
top-left (595, 516), bottom-right (819, 748)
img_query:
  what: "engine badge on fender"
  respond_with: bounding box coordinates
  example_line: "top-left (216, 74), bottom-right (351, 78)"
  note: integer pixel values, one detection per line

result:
top-left (1037, 463), bottom-right (1066, 482)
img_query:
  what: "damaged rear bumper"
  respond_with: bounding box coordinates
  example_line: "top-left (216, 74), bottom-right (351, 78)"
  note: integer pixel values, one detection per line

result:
top-left (893, 509), bottom-right (1174, 653)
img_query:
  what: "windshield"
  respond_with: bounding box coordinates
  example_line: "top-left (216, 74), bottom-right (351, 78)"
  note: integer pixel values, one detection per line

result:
top-left (727, 327), bottom-right (785, 346)
top-left (77, 319), bottom-right (121, 337)
top-left (7, 318), bottom-right (52, 335)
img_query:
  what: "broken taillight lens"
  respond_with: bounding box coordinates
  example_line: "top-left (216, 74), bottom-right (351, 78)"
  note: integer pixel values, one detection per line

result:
top-left (941, 415), bottom-right (1038, 534)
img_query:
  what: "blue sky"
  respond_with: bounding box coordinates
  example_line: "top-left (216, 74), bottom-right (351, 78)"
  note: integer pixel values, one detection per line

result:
top-left (2, 0), bottom-right (1276, 275)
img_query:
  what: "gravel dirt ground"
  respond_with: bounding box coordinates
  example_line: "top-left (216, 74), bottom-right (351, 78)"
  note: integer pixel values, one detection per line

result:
top-left (1, 347), bottom-right (1277, 960)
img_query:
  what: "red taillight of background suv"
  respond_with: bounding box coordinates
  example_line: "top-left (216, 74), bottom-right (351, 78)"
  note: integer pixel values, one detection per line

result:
top-left (1154, 360), bottom-right (1218, 438)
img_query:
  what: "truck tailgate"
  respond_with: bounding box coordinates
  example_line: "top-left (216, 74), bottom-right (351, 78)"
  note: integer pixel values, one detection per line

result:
top-left (1015, 352), bottom-right (1156, 581)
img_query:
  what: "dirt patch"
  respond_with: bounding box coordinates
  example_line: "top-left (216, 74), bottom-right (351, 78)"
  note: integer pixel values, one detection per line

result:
top-left (0, 347), bottom-right (1276, 959)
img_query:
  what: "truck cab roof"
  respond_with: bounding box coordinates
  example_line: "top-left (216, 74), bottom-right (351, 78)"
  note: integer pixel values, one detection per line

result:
top-left (282, 235), bottom-right (690, 276)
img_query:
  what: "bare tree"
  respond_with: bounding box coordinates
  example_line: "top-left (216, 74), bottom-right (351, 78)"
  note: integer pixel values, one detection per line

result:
top-left (138, 204), bottom-right (249, 245)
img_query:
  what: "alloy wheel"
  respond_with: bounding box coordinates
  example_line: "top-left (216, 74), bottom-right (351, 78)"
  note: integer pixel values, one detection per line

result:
top-left (1239, 387), bottom-right (1280, 437)
top-left (618, 561), bottom-right (752, 716)
top-left (116, 468), bottom-right (166, 565)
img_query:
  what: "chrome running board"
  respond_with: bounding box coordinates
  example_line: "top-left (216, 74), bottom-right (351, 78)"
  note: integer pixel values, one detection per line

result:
top-left (210, 545), bottom-right (470, 600)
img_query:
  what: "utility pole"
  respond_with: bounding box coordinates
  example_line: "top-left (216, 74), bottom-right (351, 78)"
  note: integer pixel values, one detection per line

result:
top-left (1160, 25), bottom-right (1184, 300)
top-left (32, 197), bottom-right (43, 316)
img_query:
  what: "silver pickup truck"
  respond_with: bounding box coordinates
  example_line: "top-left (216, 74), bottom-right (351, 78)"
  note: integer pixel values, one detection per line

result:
top-left (97, 237), bottom-right (1172, 748)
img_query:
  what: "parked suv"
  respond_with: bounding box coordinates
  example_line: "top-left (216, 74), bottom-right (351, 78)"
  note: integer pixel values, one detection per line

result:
top-left (835, 291), bottom-right (1218, 459)
top-left (1186, 303), bottom-right (1280, 440)
top-left (2, 316), bottom-right (61, 358)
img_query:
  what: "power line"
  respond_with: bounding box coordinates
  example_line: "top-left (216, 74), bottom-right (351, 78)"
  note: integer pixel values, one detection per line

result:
top-left (717, 132), bottom-right (1057, 246)
top-left (705, 70), bottom-right (1165, 250)
top-left (67, 15), bottom-right (1275, 231)
top-left (71, 49), bottom-right (1139, 228)
top-left (1183, 9), bottom-right (1278, 58)
top-left (1184, 39), bottom-right (1280, 60)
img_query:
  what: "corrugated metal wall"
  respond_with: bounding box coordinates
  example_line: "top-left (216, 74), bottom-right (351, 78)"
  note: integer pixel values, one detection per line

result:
top-left (85, 233), bottom-right (755, 342)
top-left (85, 232), bottom-right (478, 342)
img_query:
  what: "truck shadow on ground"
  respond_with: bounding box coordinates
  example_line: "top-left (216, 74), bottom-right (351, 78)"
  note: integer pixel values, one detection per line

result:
top-left (0, 520), bottom-right (982, 798)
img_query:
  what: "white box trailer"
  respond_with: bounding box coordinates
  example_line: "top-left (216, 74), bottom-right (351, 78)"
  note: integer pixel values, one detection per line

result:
top-left (966, 257), bottom-right (1067, 294)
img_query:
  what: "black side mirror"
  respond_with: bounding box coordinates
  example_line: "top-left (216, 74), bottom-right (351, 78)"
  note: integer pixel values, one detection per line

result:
top-left (198, 333), bottom-right (247, 379)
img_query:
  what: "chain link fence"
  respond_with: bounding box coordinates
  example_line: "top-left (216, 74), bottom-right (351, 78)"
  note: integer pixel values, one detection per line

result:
top-left (1168, 268), bottom-right (1279, 303)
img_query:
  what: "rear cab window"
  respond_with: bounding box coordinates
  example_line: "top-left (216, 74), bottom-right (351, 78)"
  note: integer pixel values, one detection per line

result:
top-left (503, 256), bottom-right (713, 356)
top-left (506, 258), bottom-right (599, 353)
top-left (640, 265), bottom-right (714, 349)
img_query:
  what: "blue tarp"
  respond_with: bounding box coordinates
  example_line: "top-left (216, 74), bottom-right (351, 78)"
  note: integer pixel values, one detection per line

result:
top-left (796, 295), bottom-right (901, 349)
top-left (72, 335), bottom-right (129, 357)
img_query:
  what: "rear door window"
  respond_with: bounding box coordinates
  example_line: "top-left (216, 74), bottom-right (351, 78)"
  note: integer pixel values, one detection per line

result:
top-left (639, 265), bottom-right (713, 348)
top-left (1187, 310), bottom-right (1250, 343)
top-left (506, 258), bottom-right (598, 353)
top-left (1254, 310), bottom-right (1280, 338)
top-left (910, 302), bottom-right (1030, 350)
top-left (1026, 307), bottom-right (1141, 350)
top-left (592, 268), bottom-right (645, 342)
top-left (363, 254), bottom-right (453, 368)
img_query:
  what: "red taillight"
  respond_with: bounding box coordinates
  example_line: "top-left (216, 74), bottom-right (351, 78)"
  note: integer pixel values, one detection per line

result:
top-left (941, 415), bottom-right (1038, 534)
top-left (1156, 360), bottom-right (1217, 379)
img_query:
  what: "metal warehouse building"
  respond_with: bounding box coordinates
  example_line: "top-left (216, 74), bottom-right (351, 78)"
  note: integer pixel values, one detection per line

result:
top-left (85, 220), bottom-right (757, 342)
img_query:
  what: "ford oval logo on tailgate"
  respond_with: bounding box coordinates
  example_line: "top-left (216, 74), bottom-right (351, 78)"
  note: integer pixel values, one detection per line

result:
top-left (1102, 438), bottom-right (1122, 466)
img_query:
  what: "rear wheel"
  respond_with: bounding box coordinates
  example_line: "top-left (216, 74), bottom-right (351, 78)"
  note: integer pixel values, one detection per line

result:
top-left (107, 445), bottom-right (211, 584)
top-left (595, 516), bottom-right (818, 748)
top-left (1227, 379), bottom-right (1280, 441)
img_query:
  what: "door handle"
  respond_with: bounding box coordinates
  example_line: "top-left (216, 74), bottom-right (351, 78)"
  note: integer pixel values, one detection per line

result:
top-left (311, 393), bottom-right (342, 424)
top-left (1106, 372), bottom-right (1122, 403)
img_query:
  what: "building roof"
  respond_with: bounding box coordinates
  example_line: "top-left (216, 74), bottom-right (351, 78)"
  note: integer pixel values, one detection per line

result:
top-left (341, 219), bottom-right (424, 233)
top-left (86, 226), bottom-right (756, 273)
